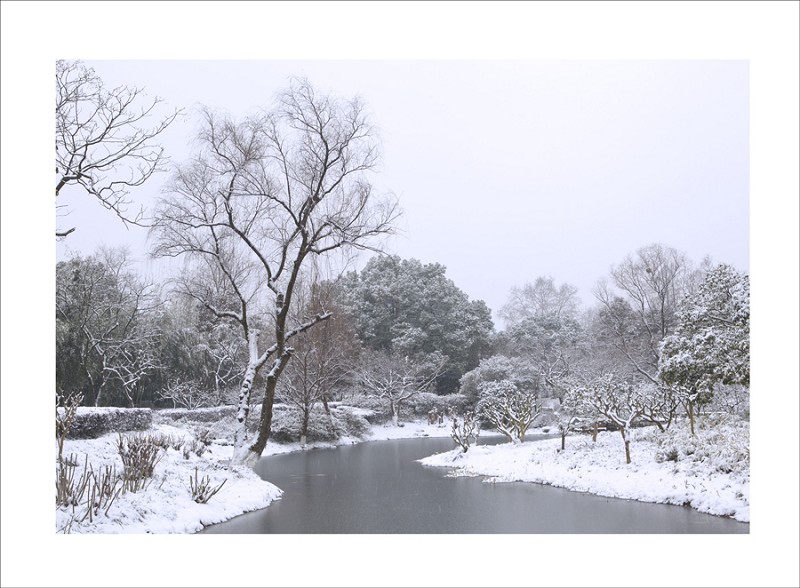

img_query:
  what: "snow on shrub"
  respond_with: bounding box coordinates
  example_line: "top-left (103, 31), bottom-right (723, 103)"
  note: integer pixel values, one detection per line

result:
top-left (64, 407), bottom-right (153, 439)
top-left (330, 406), bottom-right (372, 439)
top-left (345, 395), bottom-right (394, 423)
top-left (157, 406), bottom-right (237, 423)
top-left (651, 414), bottom-right (749, 474)
top-left (408, 392), bottom-right (471, 417)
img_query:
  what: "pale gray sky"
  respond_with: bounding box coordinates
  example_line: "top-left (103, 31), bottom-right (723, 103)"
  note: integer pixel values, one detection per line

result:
top-left (55, 59), bottom-right (749, 326)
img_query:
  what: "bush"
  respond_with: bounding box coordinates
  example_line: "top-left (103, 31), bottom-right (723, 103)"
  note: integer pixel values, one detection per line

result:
top-left (116, 433), bottom-right (164, 492)
top-left (157, 406), bottom-right (237, 424)
top-left (65, 407), bottom-right (153, 439)
top-left (651, 415), bottom-right (750, 474)
top-left (407, 392), bottom-right (471, 417)
top-left (188, 467), bottom-right (226, 503)
top-left (153, 405), bottom-right (262, 444)
top-left (330, 406), bottom-right (372, 438)
top-left (343, 396), bottom-right (393, 424)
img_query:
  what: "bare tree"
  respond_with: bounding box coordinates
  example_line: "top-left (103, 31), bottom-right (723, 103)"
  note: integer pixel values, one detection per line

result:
top-left (278, 277), bottom-right (359, 445)
top-left (151, 79), bottom-right (399, 466)
top-left (56, 247), bottom-right (161, 406)
top-left (500, 276), bottom-right (580, 325)
top-left (55, 60), bottom-right (181, 237)
top-left (450, 411), bottom-right (480, 453)
top-left (593, 244), bottom-right (695, 384)
top-left (357, 350), bottom-right (447, 427)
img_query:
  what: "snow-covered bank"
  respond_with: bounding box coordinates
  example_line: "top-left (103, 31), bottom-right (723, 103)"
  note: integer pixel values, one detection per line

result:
top-left (419, 420), bottom-right (750, 523)
top-left (56, 417), bottom-right (461, 533)
top-left (56, 423), bottom-right (282, 534)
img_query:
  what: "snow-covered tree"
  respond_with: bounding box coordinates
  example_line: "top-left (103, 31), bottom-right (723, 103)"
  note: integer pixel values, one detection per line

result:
top-left (637, 382), bottom-right (680, 432)
top-left (450, 411), bottom-right (480, 453)
top-left (336, 255), bottom-right (494, 393)
top-left (459, 355), bottom-right (539, 405)
top-left (56, 248), bottom-right (161, 407)
top-left (502, 314), bottom-right (585, 398)
top-left (477, 380), bottom-right (540, 443)
top-left (552, 378), bottom-right (591, 450)
top-left (659, 264), bottom-right (749, 434)
top-left (580, 373), bottom-right (645, 464)
top-left (151, 79), bottom-right (399, 466)
top-left (357, 350), bottom-right (447, 426)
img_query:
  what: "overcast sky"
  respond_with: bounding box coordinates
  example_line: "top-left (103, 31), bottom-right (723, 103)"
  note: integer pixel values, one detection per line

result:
top-left (56, 59), bottom-right (749, 327)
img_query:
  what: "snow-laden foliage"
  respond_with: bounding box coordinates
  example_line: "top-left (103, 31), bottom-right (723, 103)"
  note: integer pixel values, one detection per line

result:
top-left (576, 373), bottom-right (647, 463)
top-left (336, 255), bottom-right (495, 393)
top-left (56, 248), bottom-right (161, 407)
top-left (645, 413), bottom-right (750, 475)
top-left (659, 264), bottom-right (750, 395)
top-left (407, 392), bottom-right (471, 418)
top-left (459, 355), bottom-right (540, 404)
top-left (476, 379), bottom-right (540, 443)
top-left (62, 407), bottom-right (153, 439)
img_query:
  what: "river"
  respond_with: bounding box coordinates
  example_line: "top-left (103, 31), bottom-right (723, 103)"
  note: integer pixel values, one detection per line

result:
top-left (200, 435), bottom-right (749, 534)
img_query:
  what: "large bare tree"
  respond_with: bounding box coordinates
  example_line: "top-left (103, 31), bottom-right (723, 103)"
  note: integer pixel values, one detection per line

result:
top-left (151, 79), bottom-right (399, 466)
top-left (592, 243), bottom-right (696, 384)
top-left (55, 60), bottom-right (181, 237)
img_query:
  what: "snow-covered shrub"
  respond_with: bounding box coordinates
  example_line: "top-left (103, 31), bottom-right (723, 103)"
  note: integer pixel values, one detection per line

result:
top-left (56, 392), bottom-right (83, 464)
top-left (451, 411), bottom-right (480, 452)
top-left (66, 407), bottom-right (153, 439)
top-left (153, 406), bottom-right (262, 445)
top-left (344, 395), bottom-right (394, 424)
top-left (116, 433), bottom-right (164, 492)
top-left (157, 406), bottom-right (237, 424)
top-left (652, 415), bottom-right (749, 474)
top-left (188, 467), bottom-right (226, 503)
top-left (408, 392), bottom-right (471, 418)
top-left (477, 380), bottom-right (540, 443)
top-left (330, 406), bottom-right (372, 439)
top-left (56, 455), bottom-right (122, 525)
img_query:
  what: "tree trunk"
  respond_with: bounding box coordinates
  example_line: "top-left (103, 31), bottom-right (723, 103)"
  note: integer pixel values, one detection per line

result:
top-left (561, 432), bottom-right (566, 451)
top-left (688, 398), bottom-right (696, 436)
top-left (232, 362), bottom-right (258, 452)
top-left (232, 330), bottom-right (261, 455)
top-left (248, 350), bottom-right (293, 460)
top-left (592, 422), bottom-right (598, 442)
top-left (321, 393), bottom-right (331, 416)
top-left (621, 428), bottom-right (631, 464)
top-left (301, 406), bottom-right (310, 447)
top-left (391, 400), bottom-right (399, 427)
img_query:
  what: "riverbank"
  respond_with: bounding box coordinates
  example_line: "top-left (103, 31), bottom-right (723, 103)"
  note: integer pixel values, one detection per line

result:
top-left (420, 417), bottom-right (750, 523)
top-left (55, 417), bottom-right (460, 533)
top-left (55, 413), bottom-right (749, 533)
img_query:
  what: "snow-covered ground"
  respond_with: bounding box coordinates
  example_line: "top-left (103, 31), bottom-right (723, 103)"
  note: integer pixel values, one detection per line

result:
top-left (56, 423), bottom-right (282, 534)
top-left (56, 414), bottom-right (750, 533)
top-left (55, 417), bottom-right (463, 534)
top-left (420, 419), bottom-right (750, 522)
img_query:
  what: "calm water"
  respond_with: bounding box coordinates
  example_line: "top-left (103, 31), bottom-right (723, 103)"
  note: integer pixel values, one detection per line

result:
top-left (200, 435), bottom-right (749, 534)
